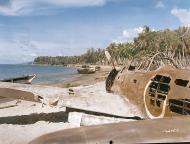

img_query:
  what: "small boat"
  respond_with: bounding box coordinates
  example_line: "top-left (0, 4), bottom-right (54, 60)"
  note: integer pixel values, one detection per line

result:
top-left (0, 74), bottom-right (36, 84)
top-left (77, 65), bottom-right (96, 74)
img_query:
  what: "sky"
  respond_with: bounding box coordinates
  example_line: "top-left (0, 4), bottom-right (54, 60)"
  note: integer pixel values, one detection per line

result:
top-left (0, 0), bottom-right (190, 64)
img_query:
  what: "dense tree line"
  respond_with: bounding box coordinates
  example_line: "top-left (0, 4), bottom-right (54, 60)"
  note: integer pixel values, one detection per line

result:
top-left (34, 26), bottom-right (190, 66)
top-left (34, 48), bottom-right (106, 65)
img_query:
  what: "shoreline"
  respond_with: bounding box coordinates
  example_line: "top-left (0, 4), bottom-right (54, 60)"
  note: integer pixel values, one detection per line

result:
top-left (44, 65), bottom-right (112, 88)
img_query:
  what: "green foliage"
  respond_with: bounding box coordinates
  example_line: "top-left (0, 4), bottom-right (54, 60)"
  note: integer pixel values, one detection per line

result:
top-left (34, 26), bottom-right (190, 65)
top-left (34, 48), bottom-right (106, 65)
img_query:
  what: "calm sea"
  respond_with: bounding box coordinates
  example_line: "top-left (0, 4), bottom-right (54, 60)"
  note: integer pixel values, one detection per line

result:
top-left (0, 64), bottom-right (77, 84)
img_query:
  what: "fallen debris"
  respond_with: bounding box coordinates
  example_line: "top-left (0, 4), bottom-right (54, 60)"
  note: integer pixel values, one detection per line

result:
top-left (49, 97), bottom-right (59, 107)
top-left (0, 104), bottom-right (18, 109)
top-left (68, 88), bottom-right (75, 95)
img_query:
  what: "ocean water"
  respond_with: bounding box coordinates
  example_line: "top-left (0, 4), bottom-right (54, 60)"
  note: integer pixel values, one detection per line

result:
top-left (0, 64), bottom-right (77, 84)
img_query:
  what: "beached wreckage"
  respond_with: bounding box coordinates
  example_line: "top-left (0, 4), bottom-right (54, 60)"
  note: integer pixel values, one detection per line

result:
top-left (106, 51), bottom-right (190, 118)
top-left (0, 74), bottom-right (36, 84)
top-left (0, 52), bottom-right (190, 143)
top-left (77, 65), bottom-right (96, 74)
top-left (29, 116), bottom-right (190, 144)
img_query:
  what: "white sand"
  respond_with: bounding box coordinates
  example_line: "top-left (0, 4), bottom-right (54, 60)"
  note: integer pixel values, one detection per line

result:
top-left (62, 81), bottom-right (143, 117)
top-left (0, 121), bottom-right (75, 144)
top-left (0, 82), bottom-right (144, 144)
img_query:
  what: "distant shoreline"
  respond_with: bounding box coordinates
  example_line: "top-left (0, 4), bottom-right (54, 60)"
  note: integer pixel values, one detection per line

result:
top-left (32, 63), bottom-right (113, 69)
top-left (45, 65), bottom-right (112, 88)
top-left (30, 63), bottom-right (67, 67)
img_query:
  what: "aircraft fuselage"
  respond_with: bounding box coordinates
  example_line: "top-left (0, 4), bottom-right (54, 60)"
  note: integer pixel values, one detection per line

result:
top-left (106, 65), bottom-right (190, 118)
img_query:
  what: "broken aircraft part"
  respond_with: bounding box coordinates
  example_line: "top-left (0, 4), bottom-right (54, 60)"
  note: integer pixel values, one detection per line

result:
top-left (29, 116), bottom-right (190, 144)
top-left (0, 88), bottom-right (41, 103)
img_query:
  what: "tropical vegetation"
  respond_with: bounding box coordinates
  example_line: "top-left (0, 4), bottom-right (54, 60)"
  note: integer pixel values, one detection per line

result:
top-left (34, 26), bottom-right (190, 67)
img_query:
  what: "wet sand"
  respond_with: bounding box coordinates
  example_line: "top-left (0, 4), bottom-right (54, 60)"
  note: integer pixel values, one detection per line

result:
top-left (47, 65), bottom-right (112, 88)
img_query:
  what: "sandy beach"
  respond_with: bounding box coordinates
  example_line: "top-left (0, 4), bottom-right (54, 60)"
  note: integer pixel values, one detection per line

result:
top-left (0, 65), bottom-right (144, 144)
top-left (47, 65), bottom-right (113, 87)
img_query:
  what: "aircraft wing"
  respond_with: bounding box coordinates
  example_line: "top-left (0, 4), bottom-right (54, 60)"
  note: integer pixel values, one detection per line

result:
top-left (29, 116), bottom-right (190, 144)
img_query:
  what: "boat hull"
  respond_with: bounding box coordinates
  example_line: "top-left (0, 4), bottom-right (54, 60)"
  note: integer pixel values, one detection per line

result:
top-left (77, 68), bottom-right (96, 74)
top-left (0, 74), bottom-right (36, 84)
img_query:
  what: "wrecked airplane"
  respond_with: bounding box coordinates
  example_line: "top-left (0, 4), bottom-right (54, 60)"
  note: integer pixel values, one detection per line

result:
top-left (106, 51), bottom-right (190, 118)
top-left (0, 52), bottom-right (190, 120)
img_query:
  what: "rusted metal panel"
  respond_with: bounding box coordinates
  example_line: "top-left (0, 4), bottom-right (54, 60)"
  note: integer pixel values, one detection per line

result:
top-left (0, 88), bottom-right (41, 103)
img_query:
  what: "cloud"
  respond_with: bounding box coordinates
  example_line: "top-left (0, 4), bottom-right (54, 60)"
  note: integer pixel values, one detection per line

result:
top-left (155, 1), bottom-right (165, 9)
top-left (0, 0), bottom-right (108, 16)
top-left (114, 27), bottom-right (144, 43)
top-left (29, 53), bottom-right (38, 57)
top-left (114, 27), bottom-right (157, 43)
top-left (123, 27), bottom-right (144, 39)
top-left (171, 8), bottom-right (190, 26)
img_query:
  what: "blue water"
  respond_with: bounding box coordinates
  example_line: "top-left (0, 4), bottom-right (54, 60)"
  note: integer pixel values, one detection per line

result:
top-left (0, 64), bottom-right (77, 84)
